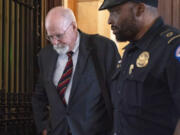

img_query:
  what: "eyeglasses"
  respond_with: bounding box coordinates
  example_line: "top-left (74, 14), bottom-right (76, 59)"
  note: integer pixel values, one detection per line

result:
top-left (46, 23), bottom-right (72, 42)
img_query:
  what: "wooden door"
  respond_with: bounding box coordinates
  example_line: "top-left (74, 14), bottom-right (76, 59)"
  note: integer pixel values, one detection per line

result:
top-left (158, 0), bottom-right (180, 29)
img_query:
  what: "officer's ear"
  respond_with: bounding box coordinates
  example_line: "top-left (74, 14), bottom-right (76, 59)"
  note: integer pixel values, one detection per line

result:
top-left (133, 3), bottom-right (145, 17)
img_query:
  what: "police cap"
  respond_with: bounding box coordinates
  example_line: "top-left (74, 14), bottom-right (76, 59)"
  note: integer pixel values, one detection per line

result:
top-left (99, 0), bottom-right (158, 10)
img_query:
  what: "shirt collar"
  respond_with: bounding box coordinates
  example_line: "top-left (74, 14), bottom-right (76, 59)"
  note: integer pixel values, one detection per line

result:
top-left (124, 17), bottom-right (164, 51)
top-left (132, 17), bottom-right (164, 50)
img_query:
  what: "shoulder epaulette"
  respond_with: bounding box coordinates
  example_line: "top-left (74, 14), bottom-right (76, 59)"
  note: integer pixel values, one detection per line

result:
top-left (168, 34), bottom-right (180, 44)
top-left (160, 27), bottom-right (180, 45)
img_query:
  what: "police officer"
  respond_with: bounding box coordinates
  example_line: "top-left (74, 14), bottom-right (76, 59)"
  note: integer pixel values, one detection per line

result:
top-left (99, 0), bottom-right (180, 135)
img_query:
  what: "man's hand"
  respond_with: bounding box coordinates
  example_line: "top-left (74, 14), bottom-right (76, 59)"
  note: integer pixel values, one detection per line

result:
top-left (42, 129), bottom-right (47, 135)
top-left (174, 120), bottom-right (180, 135)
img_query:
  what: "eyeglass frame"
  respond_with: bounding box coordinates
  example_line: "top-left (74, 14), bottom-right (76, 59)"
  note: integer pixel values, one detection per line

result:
top-left (46, 22), bottom-right (72, 42)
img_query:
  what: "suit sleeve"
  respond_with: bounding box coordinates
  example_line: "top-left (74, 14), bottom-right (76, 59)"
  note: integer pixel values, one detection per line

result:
top-left (103, 40), bottom-right (121, 88)
top-left (32, 54), bottom-right (49, 134)
top-left (92, 35), bottom-right (121, 88)
top-left (106, 40), bottom-right (121, 77)
top-left (166, 39), bottom-right (180, 116)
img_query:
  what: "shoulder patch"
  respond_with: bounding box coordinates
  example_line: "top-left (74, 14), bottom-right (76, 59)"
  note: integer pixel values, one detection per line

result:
top-left (175, 45), bottom-right (180, 62)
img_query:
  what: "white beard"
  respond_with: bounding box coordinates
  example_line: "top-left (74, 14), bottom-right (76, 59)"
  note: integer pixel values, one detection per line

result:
top-left (53, 44), bottom-right (69, 54)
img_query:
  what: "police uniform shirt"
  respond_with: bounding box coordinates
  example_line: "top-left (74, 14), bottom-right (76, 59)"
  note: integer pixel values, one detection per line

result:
top-left (111, 17), bottom-right (180, 135)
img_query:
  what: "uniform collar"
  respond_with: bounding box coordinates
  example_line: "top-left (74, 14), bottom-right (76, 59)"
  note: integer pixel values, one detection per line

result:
top-left (133, 17), bottom-right (164, 50)
top-left (124, 17), bottom-right (164, 51)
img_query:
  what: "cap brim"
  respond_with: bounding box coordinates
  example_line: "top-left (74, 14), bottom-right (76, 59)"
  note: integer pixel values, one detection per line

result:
top-left (99, 0), bottom-right (158, 10)
top-left (99, 1), bottom-right (108, 10)
top-left (99, 0), bottom-right (127, 10)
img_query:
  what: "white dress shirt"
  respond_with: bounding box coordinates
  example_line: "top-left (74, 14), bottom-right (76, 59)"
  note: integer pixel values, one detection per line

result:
top-left (53, 32), bottom-right (80, 104)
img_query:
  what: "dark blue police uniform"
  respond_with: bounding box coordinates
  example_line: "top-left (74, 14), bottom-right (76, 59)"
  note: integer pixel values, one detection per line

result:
top-left (111, 17), bottom-right (180, 135)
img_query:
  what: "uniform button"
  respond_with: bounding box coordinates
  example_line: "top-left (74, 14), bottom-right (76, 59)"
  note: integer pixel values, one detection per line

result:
top-left (118, 60), bottom-right (122, 64)
top-left (116, 64), bottom-right (121, 68)
top-left (117, 91), bottom-right (120, 94)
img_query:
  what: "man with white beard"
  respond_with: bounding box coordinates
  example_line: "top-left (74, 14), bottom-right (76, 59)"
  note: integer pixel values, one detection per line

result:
top-left (32, 6), bottom-right (120, 135)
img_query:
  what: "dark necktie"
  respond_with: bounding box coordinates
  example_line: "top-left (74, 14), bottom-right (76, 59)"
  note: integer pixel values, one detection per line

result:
top-left (57, 51), bottom-right (73, 105)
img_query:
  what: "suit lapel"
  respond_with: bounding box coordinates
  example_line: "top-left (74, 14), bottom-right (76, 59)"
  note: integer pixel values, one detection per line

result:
top-left (45, 46), bottom-right (67, 108)
top-left (69, 32), bottom-right (93, 103)
top-left (46, 46), bottom-right (59, 84)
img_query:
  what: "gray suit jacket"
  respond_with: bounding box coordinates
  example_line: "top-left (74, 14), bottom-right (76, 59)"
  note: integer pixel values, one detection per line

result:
top-left (32, 31), bottom-right (120, 135)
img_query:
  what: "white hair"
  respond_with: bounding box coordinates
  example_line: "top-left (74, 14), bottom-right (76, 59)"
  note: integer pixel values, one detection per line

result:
top-left (45, 6), bottom-right (77, 29)
top-left (59, 7), bottom-right (77, 27)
